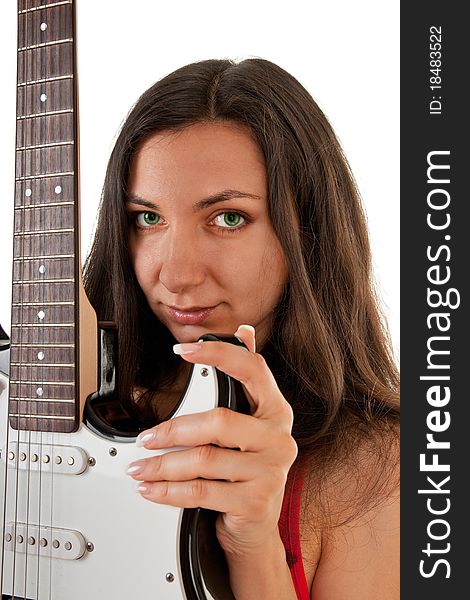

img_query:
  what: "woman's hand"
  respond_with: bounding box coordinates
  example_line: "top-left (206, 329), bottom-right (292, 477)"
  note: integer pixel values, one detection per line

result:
top-left (127, 324), bottom-right (298, 558)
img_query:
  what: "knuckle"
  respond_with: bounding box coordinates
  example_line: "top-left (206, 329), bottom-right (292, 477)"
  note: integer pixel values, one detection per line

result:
top-left (150, 455), bottom-right (165, 479)
top-left (195, 444), bottom-right (214, 466)
top-left (212, 406), bottom-right (232, 427)
top-left (159, 417), bottom-right (177, 441)
top-left (280, 434), bottom-right (298, 466)
top-left (158, 481), bottom-right (170, 499)
top-left (285, 435), bottom-right (298, 462)
top-left (279, 401), bottom-right (294, 427)
top-left (254, 352), bottom-right (267, 370)
top-left (189, 478), bottom-right (207, 500)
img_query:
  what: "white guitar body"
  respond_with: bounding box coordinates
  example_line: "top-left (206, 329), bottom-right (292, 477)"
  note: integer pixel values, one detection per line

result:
top-left (0, 360), bottom-right (233, 599)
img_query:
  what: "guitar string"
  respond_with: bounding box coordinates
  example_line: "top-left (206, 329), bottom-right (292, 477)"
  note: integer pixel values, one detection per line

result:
top-left (36, 4), bottom-right (48, 597)
top-left (24, 0), bottom-right (36, 595)
top-left (0, 5), bottom-right (22, 594)
top-left (1, 0), bottom-right (15, 583)
top-left (11, 0), bottom-right (29, 596)
top-left (0, 5), bottom-right (17, 589)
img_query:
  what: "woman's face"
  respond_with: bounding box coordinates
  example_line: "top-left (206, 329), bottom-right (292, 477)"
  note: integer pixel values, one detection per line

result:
top-left (126, 121), bottom-right (288, 348)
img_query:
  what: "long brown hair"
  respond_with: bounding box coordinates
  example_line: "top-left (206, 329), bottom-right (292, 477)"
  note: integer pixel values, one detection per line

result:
top-left (84, 58), bottom-right (399, 464)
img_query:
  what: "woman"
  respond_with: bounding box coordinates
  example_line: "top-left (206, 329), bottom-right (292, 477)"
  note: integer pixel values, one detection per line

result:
top-left (84, 58), bottom-right (399, 599)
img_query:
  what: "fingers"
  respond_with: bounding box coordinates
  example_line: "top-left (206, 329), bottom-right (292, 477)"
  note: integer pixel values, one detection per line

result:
top-left (136, 408), bottom-right (273, 453)
top-left (172, 331), bottom-right (291, 424)
top-left (235, 324), bottom-right (256, 353)
top-left (135, 478), bottom-right (273, 514)
top-left (127, 444), bottom-right (262, 483)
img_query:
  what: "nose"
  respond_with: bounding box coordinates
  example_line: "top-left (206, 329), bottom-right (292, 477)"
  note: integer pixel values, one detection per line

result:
top-left (158, 227), bottom-right (206, 294)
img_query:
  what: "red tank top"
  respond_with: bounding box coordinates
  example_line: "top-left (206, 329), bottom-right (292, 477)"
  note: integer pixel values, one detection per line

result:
top-left (278, 457), bottom-right (310, 600)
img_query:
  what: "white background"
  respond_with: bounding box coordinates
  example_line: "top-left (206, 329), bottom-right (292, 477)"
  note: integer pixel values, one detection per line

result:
top-left (0, 0), bottom-right (400, 361)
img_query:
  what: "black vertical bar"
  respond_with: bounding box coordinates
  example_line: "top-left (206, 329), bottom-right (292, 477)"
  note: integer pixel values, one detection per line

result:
top-left (401, 3), bottom-right (468, 598)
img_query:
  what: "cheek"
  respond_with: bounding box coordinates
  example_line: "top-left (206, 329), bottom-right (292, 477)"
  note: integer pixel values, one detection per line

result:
top-left (227, 234), bottom-right (287, 305)
top-left (129, 237), bottom-right (159, 288)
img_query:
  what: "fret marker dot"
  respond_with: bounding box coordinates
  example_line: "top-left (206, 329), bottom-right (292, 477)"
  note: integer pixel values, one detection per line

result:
top-left (39, 265), bottom-right (46, 274)
top-left (40, 23), bottom-right (47, 31)
top-left (37, 310), bottom-right (45, 320)
top-left (25, 188), bottom-right (32, 197)
top-left (38, 352), bottom-right (45, 361)
top-left (40, 93), bottom-right (47, 103)
top-left (36, 388), bottom-right (44, 397)
top-left (54, 186), bottom-right (62, 195)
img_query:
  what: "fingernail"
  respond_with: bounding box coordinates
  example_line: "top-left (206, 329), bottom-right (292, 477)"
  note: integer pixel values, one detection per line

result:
top-left (136, 431), bottom-right (155, 447)
top-left (236, 324), bottom-right (255, 335)
top-left (173, 343), bottom-right (203, 355)
top-left (127, 461), bottom-right (145, 475)
top-left (137, 483), bottom-right (151, 494)
top-left (235, 336), bottom-right (250, 351)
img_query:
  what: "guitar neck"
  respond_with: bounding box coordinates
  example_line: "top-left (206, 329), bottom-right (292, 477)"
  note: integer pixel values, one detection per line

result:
top-left (10, 0), bottom-right (97, 433)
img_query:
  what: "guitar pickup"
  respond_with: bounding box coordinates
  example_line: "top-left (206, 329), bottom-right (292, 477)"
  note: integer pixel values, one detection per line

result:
top-left (6, 442), bottom-right (88, 475)
top-left (4, 523), bottom-right (87, 560)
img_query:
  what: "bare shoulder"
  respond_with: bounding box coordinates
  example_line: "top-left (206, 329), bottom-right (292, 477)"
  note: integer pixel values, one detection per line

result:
top-left (299, 421), bottom-right (400, 599)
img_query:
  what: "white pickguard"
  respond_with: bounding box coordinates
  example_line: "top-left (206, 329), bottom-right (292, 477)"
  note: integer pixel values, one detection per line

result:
top-left (0, 363), bottom-right (223, 599)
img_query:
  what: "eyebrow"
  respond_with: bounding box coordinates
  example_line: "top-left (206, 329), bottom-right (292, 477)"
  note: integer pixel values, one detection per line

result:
top-left (126, 189), bottom-right (262, 213)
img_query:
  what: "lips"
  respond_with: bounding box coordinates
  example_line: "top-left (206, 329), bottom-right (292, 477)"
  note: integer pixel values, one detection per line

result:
top-left (165, 305), bottom-right (217, 326)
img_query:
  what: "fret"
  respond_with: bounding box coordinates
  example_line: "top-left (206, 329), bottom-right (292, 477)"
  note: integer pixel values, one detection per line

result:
top-left (11, 362), bottom-right (74, 368)
top-left (13, 278), bottom-right (74, 283)
top-left (17, 108), bottom-right (73, 120)
top-left (12, 323), bottom-right (74, 327)
top-left (9, 380), bottom-right (74, 386)
top-left (9, 401), bottom-right (75, 418)
top-left (17, 75), bottom-right (73, 87)
top-left (15, 202), bottom-right (75, 210)
top-left (16, 172), bottom-right (74, 181)
top-left (10, 414), bottom-right (74, 420)
top-left (16, 114), bottom-right (73, 151)
top-left (17, 141), bottom-right (74, 151)
top-left (17, 44), bottom-right (73, 86)
top-left (12, 301), bottom-right (74, 306)
top-left (9, 397), bottom-right (75, 404)
top-left (18, 38), bottom-right (72, 52)
top-left (10, 343), bottom-right (74, 347)
top-left (13, 254), bottom-right (74, 260)
top-left (14, 230), bottom-right (74, 237)
top-left (18, 1), bottom-right (72, 14)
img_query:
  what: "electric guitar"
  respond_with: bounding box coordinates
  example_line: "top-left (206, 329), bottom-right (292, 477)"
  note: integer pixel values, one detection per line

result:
top-left (0, 2), bottom-right (245, 597)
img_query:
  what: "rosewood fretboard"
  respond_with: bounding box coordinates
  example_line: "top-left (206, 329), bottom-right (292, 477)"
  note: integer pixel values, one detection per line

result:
top-left (9, 0), bottom-right (79, 433)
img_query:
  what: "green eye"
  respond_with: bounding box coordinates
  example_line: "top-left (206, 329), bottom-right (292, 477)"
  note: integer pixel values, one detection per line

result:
top-left (216, 212), bottom-right (245, 228)
top-left (136, 212), bottom-right (159, 227)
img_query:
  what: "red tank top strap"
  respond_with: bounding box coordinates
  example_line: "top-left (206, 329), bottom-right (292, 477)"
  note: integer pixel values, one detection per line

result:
top-left (278, 456), bottom-right (310, 600)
